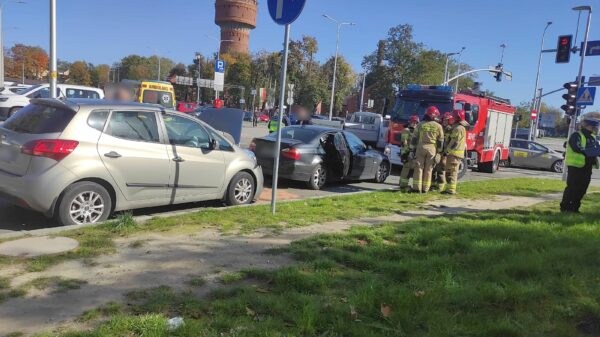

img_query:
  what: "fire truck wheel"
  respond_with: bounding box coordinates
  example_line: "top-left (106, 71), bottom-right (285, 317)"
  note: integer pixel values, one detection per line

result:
top-left (478, 150), bottom-right (501, 174)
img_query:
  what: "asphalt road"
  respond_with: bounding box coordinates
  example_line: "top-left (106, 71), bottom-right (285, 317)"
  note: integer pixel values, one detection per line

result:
top-left (0, 124), bottom-right (596, 236)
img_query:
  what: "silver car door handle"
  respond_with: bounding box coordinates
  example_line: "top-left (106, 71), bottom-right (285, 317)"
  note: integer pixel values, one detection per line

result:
top-left (104, 151), bottom-right (122, 158)
top-left (173, 156), bottom-right (185, 163)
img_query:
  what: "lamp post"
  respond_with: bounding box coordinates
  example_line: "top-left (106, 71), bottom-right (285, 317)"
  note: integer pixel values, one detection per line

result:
top-left (146, 48), bottom-right (170, 81)
top-left (0, 0), bottom-right (25, 88)
top-left (205, 34), bottom-right (233, 100)
top-left (453, 47), bottom-right (466, 93)
top-left (49, 0), bottom-right (56, 98)
top-left (323, 14), bottom-right (356, 120)
top-left (529, 22), bottom-right (552, 141)
top-left (443, 51), bottom-right (460, 83)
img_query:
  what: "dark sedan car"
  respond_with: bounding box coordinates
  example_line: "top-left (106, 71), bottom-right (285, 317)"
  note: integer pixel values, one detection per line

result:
top-left (250, 125), bottom-right (390, 190)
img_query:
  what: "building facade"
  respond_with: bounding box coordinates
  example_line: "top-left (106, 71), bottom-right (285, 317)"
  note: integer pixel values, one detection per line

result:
top-left (214, 0), bottom-right (257, 54)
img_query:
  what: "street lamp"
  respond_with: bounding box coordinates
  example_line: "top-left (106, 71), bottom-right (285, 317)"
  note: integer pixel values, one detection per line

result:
top-left (529, 21), bottom-right (552, 141)
top-left (444, 51), bottom-right (460, 83)
top-left (0, 0), bottom-right (25, 88)
top-left (323, 14), bottom-right (356, 120)
top-left (453, 46), bottom-right (466, 93)
top-left (146, 47), bottom-right (170, 81)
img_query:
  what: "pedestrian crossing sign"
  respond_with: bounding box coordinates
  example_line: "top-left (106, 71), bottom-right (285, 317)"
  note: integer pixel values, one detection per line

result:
top-left (577, 87), bottom-right (596, 106)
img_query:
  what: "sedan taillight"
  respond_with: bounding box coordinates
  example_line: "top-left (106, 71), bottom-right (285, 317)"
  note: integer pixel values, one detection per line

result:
top-left (281, 147), bottom-right (301, 160)
top-left (22, 139), bottom-right (79, 161)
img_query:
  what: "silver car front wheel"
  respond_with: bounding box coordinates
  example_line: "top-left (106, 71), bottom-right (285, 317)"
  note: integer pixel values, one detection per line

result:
top-left (226, 172), bottom-right (255, 206)
top-left (234, 178), bottom-right (253, 204)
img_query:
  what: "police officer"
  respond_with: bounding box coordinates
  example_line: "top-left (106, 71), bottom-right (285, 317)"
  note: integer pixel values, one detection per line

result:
top-left (432, 112), bottom-right (454, 191)
top-left (560, 113), bottom-right (600, 213)
top-left (268, 113), bottom-right (289, 133)
top-left (410, 106), bottom-right (444, 193)
top-left (442, 109), bottom-right (468, 195)
top-left (399, 115), bottom-right (420, 191)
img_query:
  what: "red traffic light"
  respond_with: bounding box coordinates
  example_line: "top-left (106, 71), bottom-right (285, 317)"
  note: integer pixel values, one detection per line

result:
top-left (560, 37), bottom-right (569, 46)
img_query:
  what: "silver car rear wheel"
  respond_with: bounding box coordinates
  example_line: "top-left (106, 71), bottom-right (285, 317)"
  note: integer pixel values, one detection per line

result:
top-left (57, 182), bottom-right (112, 226)
top-left (69, 191), bottom-right (105, 225)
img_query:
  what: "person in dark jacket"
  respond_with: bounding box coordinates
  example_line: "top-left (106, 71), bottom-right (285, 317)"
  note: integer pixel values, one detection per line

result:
top-left (560, 113), bottom-right (600, 213)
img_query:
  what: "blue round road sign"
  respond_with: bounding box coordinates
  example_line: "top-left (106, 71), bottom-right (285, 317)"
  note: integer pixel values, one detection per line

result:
top-left (268, 0), bottom-right (307, 26)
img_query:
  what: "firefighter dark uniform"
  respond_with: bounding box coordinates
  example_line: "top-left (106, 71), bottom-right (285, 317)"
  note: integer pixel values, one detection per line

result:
top-left (399, 116), bottom-right (419, 191)
top-left (411, 107), bottom-right (444, 193)
top-left (443, 113), bottom-right (467, 195)
top-left (433, 113), bottom-right (453, 191)
top-left (560, 116), bottom-right (600, 212)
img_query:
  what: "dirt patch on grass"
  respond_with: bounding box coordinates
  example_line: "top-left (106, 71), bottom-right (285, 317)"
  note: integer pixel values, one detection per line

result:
top-left (0, 194), bottom-right (560, 336)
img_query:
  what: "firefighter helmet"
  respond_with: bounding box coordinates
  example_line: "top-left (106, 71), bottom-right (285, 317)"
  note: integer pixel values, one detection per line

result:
top-left (424, 106), bottom-right (440, 120)
top-left (442, 112), bottom-right (454, 125)
top-left (453, 109), bottom-right (466, 122)
top-left (409, 115), bottom-right (420, 124)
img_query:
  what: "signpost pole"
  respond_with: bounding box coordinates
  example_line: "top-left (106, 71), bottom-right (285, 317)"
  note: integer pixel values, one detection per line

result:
top-left (271, 23), bottom-right (291, 215)
top-left (565, 6), bottom-right (592, 181)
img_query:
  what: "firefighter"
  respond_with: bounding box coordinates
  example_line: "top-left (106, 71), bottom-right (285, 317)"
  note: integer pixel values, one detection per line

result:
top-left (432, 112), bottom-right (454, 191)
top-left (410, 106), bottom-right (444, 193)
top-left (399, 115), bottom-right (420, 191)
top-left (560, 113), bottom-right (600, 213)
top-left (442, 109), bottom-right (468, 195)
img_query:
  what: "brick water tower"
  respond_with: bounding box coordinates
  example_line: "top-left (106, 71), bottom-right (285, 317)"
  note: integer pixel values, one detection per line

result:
top-left (215, 0), bottom-right (257, 55)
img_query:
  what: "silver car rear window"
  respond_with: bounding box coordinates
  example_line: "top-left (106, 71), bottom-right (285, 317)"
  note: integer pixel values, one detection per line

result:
top-left (2, 104), bottom-right (76, 134)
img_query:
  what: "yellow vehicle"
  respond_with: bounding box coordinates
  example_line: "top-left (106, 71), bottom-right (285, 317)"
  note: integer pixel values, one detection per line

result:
top-left (106, 80), bottom-right (176, 109)
top-left (137, 80), bottom-right (176, 109)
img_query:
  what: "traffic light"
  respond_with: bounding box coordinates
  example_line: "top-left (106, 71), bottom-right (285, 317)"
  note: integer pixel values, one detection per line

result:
top-left (561, 82), bottom-right (578, 115)
top-left (494, 63), bottom-right (503, 82)
top-left (556, 35), bottom-right (573, 64)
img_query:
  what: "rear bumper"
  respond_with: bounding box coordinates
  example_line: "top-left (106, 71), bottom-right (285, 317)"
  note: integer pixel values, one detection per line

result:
top-left (0, 165), bottom-right (76, 216)
top-left (259, 158), bottom-right (314, 182)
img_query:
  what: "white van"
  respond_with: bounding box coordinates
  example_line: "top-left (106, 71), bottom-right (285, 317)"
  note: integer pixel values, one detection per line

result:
top-left (0, 84), bottom-right (104, 120)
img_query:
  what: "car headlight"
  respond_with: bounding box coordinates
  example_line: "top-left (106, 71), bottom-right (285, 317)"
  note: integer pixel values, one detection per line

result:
top-left (243, 149), bottom-right (257, 165)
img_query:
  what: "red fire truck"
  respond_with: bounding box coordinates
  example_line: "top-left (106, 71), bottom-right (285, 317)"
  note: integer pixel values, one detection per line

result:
top-left (385, 85), bottom-right (516, 179)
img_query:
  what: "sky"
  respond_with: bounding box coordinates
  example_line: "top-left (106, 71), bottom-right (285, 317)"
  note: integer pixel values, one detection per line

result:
top-left (3, 0), bottom-right (600, 111)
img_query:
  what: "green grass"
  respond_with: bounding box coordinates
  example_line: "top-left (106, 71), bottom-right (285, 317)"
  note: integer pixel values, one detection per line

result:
top-left (188, 276), bottom-right (206, 287)
top-left (46, 192), bottom-right (600, 337)
top-left (219, 272), bottom-right (246, 285)
top-left (79, 302), bottom-right (123, 322)
top-left (3, 178), bottom-right (566, 274)
top-left (23, 277), bottom-right (87, 293)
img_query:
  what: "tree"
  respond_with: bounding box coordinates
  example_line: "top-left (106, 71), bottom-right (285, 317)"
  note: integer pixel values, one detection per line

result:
top-left (322, 56), bottom-right (356, 115)
top-left (5, 44), bottom-right (49, 80)
top-left (68, 61), bottom-right (92, 86)
top-left (93, 64), bottom-right (110, 88)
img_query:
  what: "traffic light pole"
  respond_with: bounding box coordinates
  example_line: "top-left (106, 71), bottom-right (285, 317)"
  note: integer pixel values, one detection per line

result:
top-left (564, 7), bottom-right (592, 181)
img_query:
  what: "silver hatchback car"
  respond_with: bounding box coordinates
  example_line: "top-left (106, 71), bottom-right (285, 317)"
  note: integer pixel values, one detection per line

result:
top-left (0, 99), bottom-right (263, 226)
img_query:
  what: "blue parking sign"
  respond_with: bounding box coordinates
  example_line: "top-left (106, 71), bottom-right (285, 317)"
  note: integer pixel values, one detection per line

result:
top-left (215, 60), bottom-right (225, 73)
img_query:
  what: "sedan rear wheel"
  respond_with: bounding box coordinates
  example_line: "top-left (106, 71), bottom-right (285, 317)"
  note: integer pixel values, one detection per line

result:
top-left (307, 164), bottom-right (327, 190)
top-left (57, 182), bottom-right (112, 226)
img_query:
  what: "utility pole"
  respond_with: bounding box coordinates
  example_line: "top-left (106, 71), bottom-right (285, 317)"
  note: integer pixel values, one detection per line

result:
top-left (530, 22), bottom-right (552, 141)
top-left (565, 5), bottom-right (592, 180)
top-left (359, 72), bottom-right (366, 111)
top-left (49, 0), bottom-right (57, 98)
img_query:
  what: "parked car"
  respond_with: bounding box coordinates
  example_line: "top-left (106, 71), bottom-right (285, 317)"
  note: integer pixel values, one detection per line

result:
top-left (507, 139), bottom-right (564, 173)
top-left (344, 111), bottom-right (389, 149)
top-left (176, 102), bottom-right (198, 113)
top-left (258, 114), bottom-right (270, 123)
top-left (0, 84), bottom-right (104, 120)
top-left (0, 85), bottom-right (31, 95)
top-left (250, 125), bottom-right (390, 190)
top-left (0, 99), bottom-right (263, 226)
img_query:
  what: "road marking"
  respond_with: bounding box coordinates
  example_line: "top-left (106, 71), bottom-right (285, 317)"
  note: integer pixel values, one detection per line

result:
top-left (276, 0), bottom-right (284, 19)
